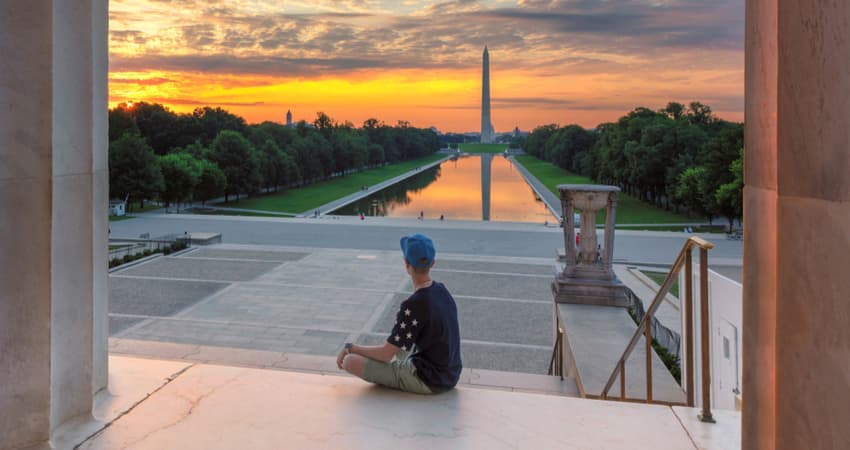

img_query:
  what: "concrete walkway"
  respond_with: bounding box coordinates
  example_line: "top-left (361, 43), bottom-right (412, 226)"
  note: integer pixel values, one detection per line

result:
top-left (508, 155), bottom-right (563, 219)
top-left (192, 206), bottom-right (298, 216)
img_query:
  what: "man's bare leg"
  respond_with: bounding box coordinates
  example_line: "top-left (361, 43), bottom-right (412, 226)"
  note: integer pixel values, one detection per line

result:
top-left (341, 354), bottom-right (367, 378)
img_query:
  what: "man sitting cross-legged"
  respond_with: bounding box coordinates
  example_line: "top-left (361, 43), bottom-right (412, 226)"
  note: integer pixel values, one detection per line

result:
top-left (337, 233), bottom-right (462, 394)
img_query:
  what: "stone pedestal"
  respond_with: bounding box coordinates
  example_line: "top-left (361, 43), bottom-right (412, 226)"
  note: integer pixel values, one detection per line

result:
top-left (552, 185), bottom-right (627, 307)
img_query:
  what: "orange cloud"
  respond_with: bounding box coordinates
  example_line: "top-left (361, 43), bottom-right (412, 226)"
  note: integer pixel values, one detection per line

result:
top-left (108, 0), bottom-right (745, 132)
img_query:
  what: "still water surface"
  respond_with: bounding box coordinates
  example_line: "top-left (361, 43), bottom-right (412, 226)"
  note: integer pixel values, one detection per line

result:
top-left (332, 155), bottom-right (556, 223)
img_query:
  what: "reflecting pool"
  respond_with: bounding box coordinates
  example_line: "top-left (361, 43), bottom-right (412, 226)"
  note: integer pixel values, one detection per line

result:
top-left (331, 155), bottom-right (557, 223)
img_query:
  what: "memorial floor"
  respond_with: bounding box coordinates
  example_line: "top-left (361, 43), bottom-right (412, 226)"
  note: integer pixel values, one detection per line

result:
top-left (57, 355), bottom-right (739, 449)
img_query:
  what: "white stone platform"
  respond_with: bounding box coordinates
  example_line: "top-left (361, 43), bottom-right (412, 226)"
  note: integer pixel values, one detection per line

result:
top-left (61, 355), bottom-right (738, 450)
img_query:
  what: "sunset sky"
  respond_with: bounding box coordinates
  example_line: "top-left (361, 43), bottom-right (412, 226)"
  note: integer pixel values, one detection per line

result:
top-left (109, 0), bottom-right (744, 133)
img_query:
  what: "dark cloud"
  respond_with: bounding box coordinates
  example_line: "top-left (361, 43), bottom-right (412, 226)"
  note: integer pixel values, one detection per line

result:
top-left (181, 24), bottom-right (217, 48)
top-left (110, 54), bottom-right (398, 76)
top-left (495, 97), bottom-right (577, 109)
top-left (109, 77), bottom-right (175, 85)
top-left (111, 30), bottom-right (148, 44)
top-left (109, 0), bottom-right (743, 77)
top-left (146, 98), bottom-right (266, 106)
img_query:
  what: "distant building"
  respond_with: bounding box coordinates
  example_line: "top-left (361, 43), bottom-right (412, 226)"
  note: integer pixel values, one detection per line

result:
top-left (286, 110), bottom-right (293, 128)
top-left (108, 199), bottom-right (126, 216)
top-left (513, 126), bottom-right (520, 138)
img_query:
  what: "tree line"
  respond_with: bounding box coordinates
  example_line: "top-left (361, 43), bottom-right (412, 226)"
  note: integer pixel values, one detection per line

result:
top-left (521, 102), bottom-right (743, 228)
top-left (108, 103), bottom-right (440, 210)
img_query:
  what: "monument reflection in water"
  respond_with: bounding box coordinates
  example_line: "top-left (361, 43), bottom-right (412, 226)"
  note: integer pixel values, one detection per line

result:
top-left (332, 155), bottom-right (556, 223)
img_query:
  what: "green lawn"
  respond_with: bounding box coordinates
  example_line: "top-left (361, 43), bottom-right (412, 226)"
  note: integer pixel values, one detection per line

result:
top-left (225, 154), bottom-right (446, 214)
top-left (125, 202), bottom-right (164, 214)
top-left (108, 215), bottom-right (134, 222)
top-left (514, 155), bottom-right (701, 225)
top-left (459, 143), bottom-right (508, 154)
top-left (641, 270), bottom-right (680, 298)
top-left (617, 225), bottom-right (725, 233)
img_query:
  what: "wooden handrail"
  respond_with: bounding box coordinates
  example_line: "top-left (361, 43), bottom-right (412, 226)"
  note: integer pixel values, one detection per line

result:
top-left (601, 237), bottom-right (714, 413)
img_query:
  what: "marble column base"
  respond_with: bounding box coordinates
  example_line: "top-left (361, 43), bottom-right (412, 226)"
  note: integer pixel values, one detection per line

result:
top-left (552, 274), bottom-right (629, 307)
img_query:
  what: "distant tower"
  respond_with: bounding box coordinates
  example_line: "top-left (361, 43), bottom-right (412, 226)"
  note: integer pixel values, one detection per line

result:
top-left (481, 46), bottom-right (495, 144)
top-left (286, 110), bottom-right (293, 127)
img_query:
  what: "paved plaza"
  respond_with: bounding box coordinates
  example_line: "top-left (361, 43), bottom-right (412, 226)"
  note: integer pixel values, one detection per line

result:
top-left (109, 243), bottom-right (558, 374)
top-left (108, 214), bottom-right (743, 376)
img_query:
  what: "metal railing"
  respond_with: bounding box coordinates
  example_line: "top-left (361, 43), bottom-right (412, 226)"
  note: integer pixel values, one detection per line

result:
top-left (548, 324), bottom-right (565, 380)
top-left (600, 236), bottom-right (716, 423)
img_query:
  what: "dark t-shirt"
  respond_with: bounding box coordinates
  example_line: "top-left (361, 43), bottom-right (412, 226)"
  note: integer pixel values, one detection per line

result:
top-left (386, 281), bottom-right (462, 389)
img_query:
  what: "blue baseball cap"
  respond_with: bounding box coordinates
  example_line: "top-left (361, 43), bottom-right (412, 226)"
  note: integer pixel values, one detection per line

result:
top-left (400, 233), bottom-right (436, 268)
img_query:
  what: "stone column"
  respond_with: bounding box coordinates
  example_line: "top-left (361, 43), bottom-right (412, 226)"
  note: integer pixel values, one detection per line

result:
top-left (0, 1), bottom-right (108, 447)
top-left (51, 0), bottom-right (95, 426)
top-left (745, 0), bottom-right (850, 448)
top-left (743, 0), bottom-right (777, 447)
top-left (603, 192), bottom-right (617, 267)
top-left (91, 0), bottom-right (110, 396)
top-left (0, 2), bottom-right (54, 446)
top-left (560, 190), bottom-right (577, 271)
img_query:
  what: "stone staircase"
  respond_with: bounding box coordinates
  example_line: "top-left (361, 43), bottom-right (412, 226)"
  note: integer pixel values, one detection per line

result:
top-left (555, 302), bottom-right (685, 403)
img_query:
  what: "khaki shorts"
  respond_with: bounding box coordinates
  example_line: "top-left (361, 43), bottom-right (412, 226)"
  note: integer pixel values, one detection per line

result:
top-left (362, 351), bottom-right (434, 395)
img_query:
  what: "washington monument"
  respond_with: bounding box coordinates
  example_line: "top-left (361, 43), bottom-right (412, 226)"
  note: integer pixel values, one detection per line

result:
top-left (480, 46), bottom-right (495, 144)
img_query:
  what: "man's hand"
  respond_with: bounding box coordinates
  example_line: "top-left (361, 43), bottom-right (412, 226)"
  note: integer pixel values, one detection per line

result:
top-left (336, 347), bottom-right (347, 370)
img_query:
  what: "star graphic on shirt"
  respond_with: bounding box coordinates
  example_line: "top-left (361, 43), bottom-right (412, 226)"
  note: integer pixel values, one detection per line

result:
top-left (401, 345), bottom-right (408, 351)
top-left (404, 308), bottom-right (411, 316)
top-left (406, 332), bottom-right (412, 339)
top-left (400, 322), bottom-right (406, 329)
top-left (394, 335), bottom-right (400, 342)
top-left (411, 319), bottom-right (418, 326)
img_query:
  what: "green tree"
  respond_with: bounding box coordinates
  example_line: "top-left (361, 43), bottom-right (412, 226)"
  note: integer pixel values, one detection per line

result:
top-left (367, 143), bottom-right (384, 167)
top-left (686, 102), bottom-right (715, 126)
top-left (193, 106), bottom-right (248, 145)
top-left (661, 102), bottom-right (686, 120)
top-left (209, 130), bottom-right (261, 202)
top-left (258, 139), bottom-right (290, 192)
top-left (130, 102), bottom-right (182, 154)
top-left (158, 152), bottom-right (201, 210)
top-left (675, 166), bottom-right (709, 220)
top-left (108, 104), bottom-right (139, 142)
top-left (251, 121), bottom-right (296, 150)
top-left (699, 123), bottom-right (743, 219)
top-left (108, 133), bottom-right (164, 210)
top-left (715, 149), bottom-right (744, 230)
top-left (290, 133), bottom-right (326, 183)
top-left (314, 112), bottom-right (335, 139)
top-left (194, 160), bottom-right (227, 205)
top-left (521, 124), bottom-right (558, 158)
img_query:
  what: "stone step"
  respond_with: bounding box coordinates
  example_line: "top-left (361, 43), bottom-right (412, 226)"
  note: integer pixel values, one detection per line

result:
top-left (109, 338), bottom-right (579, 397)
